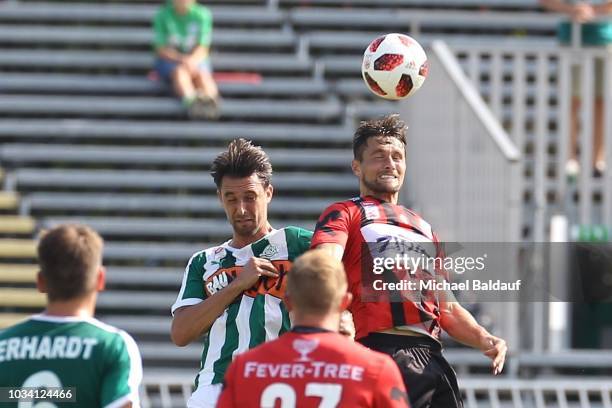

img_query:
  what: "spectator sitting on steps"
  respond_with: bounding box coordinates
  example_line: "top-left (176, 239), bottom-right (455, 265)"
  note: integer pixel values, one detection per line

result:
top-left (153, 0), bottom-right (220, 120)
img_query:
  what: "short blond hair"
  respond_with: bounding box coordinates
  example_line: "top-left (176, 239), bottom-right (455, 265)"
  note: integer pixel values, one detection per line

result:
top-left (38, 224), bottom-right (103, 301)
top-left (287, 250), bottom-right (347, 315)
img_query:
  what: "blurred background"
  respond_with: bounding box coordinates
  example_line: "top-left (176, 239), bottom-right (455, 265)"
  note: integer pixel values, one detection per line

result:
top-left (0, 0), bottom-right (610, 406)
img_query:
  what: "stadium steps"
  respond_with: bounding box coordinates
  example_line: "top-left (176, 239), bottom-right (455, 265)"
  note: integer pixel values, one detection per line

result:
top-left (0, 73), bottom-right (328, 99)
top-left (0, 49), bottom-right (314, 76)
top-left (316, 52), bottom-right (559, 77)
top-left (0, 95), bottom-right (342, 122)
top-left (0, 215), bottom-right (36, 235)
top-left (278, 0), bottom-right (540, 10)
top-left (0, 119), bottom-right (353, 145)
top-left (0, 264), bottom-right (37, 283)
top-left (307, 32), bottom-right (557, 57)
top-left (0, 3), bottom-right (283, 27)
top-left (39, 217), bottom-right (314, 239)
top-left (0, 239), bottom-right (36, 259)
top-left (0, 144), bottom-right (351, 169)
top-left (290, 7), bottom-right (556, 32)
top-left (0, 192), bottom-right (19, 212)
top-left (7, 169), bottom-right (359, 194)
top-left (97, 291), bottom-right (175, 311)
top-left (0, 288), bottom-right (45, 308)
top-left (21, 193), bottom-right (338, 217)
top-left (0, 25), bottom-right (297, 52)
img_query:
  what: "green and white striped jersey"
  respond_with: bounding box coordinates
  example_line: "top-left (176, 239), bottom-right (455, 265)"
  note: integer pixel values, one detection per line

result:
top-left (171, 226), bottom-right (312, 387)
top-left (0, 314), bottom-right (142, 408)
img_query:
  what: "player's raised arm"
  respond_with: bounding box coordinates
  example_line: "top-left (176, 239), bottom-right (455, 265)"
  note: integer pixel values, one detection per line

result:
top-left (171, 257), bottom-right (278, 346)
top-left (439, 298), bottom-right (507, 375)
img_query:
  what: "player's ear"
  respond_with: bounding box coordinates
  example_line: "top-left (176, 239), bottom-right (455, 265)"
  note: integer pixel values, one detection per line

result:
top-left (265, 183), bottom-right (273, 203)
top-left (36, 271), bottom-right (47, 294)
top-left (340, 292), bottom-right (353, 311)
top-left (217, 189), bottom-right (223, 203)
top-left (351, 159), bottom-right (361, 178)
top-left (96, 266), bottom-right (106, 292)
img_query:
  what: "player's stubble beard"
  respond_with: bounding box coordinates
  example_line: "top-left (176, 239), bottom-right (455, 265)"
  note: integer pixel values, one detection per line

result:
top-left (362, 174), bottom-right (401, 196)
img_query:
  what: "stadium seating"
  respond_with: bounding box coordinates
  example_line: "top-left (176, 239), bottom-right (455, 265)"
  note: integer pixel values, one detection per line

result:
top-left (2, 0), bottom-right (609, 389)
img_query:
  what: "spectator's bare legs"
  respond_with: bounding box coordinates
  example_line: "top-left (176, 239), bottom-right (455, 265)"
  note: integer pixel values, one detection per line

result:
top-left (568, 97), bottom-right (606, 175)
top-left (594, 98), bottom-right (605, 172)
top-left (171, 65), bottom-right (197, 101)
top-left (193, 70), bottom-right (219, 101)
top-left (569, 97), bottom-right (580, 165)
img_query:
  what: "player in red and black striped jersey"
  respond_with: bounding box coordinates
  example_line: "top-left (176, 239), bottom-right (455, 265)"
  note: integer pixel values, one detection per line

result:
top-left (218, 250), bottom-right (409, 408)
top-left (311, 114), bottom-right (507, 408)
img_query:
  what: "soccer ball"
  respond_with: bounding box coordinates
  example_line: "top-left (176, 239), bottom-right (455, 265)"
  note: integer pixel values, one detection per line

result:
top-left (361, 33), bottom-right (428, 100)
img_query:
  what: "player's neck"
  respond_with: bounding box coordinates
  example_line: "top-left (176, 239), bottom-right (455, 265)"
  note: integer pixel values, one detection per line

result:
top-left (361, 190), bottom-right (399, 204)
top-left (230, 223), bottom-right (273, 249)
top-left (44, 293), bottom-right (97, 319)
top-left (291, 313), bottom-right (340, 333)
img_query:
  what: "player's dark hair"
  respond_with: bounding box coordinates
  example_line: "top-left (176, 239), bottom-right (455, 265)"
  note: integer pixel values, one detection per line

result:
top-left (353, 114), bottom-right (407, 161)
top-left (211, 138), bottom-right (273, 188)
top-left (38, 224), bottom-right (103, 302)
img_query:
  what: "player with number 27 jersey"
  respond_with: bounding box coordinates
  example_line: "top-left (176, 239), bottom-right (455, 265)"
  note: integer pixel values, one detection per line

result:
top-left (217, 327), bottom-right (409, 407)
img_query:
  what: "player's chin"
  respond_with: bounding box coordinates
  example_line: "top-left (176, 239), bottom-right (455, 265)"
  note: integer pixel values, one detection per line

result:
top-left (374, 182), bottom-right (401, 193)
top-left (232, 222), bottom-right (258, 236)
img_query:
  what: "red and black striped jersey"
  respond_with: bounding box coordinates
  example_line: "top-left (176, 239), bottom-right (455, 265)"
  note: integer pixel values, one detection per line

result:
top-left (311, 196), bottom-right (444, 340)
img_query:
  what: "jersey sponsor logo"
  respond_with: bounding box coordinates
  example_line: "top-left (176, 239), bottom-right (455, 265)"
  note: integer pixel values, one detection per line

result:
top-left (0, 336), bottom-right (98, 362)
top-left (243, 361), bottom-right (365, 381)
top-left (260, 244), bottom-right (279, 259)
top-left (361, 223), bottom-right (435, 254)
top-left (203, 260), bottom-right (292, 298)
top-left (292, 339), bottom-right (319, 362)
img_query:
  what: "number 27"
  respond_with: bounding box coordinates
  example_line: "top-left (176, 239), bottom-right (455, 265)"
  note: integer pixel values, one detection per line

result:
top-left (261, 383), bottom-right (342, 408)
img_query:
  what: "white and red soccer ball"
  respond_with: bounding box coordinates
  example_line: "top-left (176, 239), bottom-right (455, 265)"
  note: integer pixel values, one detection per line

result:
top-left (361, 33), bottom-right (428, 100)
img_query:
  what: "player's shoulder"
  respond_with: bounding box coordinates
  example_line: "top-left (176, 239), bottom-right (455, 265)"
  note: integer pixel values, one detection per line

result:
top-left (321, 197), bottom-right (363, 214)
top-left (187, 242), bottom-right (227, 265)
top-left (281, 226), bottom-right (313, 239)
top-left (154, 3), bottom-right (172, 19)
top-left (0, 317), bottom-right (33, 339)
top-left (191, 3), bottom-right (212, 18)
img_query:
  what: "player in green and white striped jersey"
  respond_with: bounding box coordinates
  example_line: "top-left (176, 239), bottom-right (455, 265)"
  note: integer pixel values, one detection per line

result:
top-left (170, 139), bottom-right (312, 408)
top-left (0, 225), bottom-right (142, 408)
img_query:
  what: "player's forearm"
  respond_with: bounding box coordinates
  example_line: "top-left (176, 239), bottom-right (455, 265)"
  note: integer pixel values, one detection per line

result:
top-left (171, 282), bottom-right (245, 346)
top-left (440, 302), bottom-right (491, 350)
top-left (539, 0), bottom-right (574, 14)
top-left (314, 243), bottom-right (345, 260)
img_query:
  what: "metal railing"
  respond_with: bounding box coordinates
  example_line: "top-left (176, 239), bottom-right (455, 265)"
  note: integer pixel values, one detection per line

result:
top-left (139, 373), bottom-right (612, 408)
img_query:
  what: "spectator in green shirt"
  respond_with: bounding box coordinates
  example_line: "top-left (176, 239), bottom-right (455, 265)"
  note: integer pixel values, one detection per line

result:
top-left (540, 0), bottom-right (612, 176)
top-left (153, 0), bottom-right (219, 119)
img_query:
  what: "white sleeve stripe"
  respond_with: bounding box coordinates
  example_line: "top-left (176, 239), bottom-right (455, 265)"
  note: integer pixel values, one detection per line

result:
top-left (174, 251), bottom-right (202, 307)
top-left (171, 298), bottom-right (203, 316)
top-left (103, 393), bottom-right (136, 408)
top-left (118, 330), bottom-right (143, 407)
